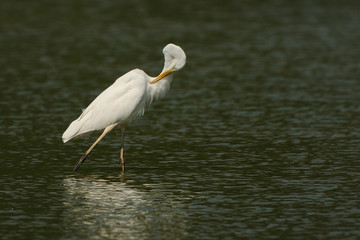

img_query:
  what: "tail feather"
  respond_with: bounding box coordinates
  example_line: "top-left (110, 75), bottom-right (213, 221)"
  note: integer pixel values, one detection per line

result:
top-left (62, 119), bottom-right (82, 143)
top-left (63, 107), bottom-right (97, 143)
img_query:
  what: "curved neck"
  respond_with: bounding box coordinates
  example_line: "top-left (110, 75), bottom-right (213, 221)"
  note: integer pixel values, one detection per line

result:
top-left (147, 73), bottom-right (174, 105)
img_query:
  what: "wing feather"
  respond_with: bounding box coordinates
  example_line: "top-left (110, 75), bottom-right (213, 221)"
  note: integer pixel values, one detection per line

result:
top-left (62, 69), bottom-right (148, 143)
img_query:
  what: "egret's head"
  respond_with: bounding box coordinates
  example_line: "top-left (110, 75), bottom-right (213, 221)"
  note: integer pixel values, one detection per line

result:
top-left (150, 43), bottom-right (186, 84)
top-left (163, 43), bottom-right (186, 71)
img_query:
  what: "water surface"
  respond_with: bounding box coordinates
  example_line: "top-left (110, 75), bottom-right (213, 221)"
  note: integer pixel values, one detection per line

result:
top-left (1, 0), bottom-right (360, 239)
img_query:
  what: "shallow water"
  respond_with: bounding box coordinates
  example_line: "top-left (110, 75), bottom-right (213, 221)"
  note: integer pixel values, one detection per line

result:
top-left (1, 0), bottom-right (360, 239)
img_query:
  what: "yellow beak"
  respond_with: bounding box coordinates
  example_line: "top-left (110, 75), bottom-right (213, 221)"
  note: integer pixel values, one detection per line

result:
top-left (150, 67), bottom-right (176, 84)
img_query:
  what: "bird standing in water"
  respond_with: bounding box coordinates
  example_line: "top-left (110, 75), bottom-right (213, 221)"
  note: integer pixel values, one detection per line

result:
top-left (62, 43), bottom-right (186, 173)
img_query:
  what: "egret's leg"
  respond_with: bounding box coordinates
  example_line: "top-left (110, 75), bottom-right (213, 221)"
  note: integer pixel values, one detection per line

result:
top-left (120, 126), bottom-right (125, 173)
top-left (73, 124), bottom-right (116, 172)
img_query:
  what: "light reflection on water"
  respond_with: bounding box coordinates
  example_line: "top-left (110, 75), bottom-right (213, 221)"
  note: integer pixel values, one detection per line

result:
top-left (62, 176), bottom-right (190, 239)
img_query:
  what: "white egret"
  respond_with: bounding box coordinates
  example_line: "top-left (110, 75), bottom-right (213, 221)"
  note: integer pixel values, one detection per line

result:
top-left (62, 43), bottom-right (186, 172)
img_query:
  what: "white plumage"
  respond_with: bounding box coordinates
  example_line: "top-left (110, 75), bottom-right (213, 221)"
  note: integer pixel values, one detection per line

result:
top-left (62, 43), bottom-right (186, 172)
top-left (62, 69), bottom-right (147, 143)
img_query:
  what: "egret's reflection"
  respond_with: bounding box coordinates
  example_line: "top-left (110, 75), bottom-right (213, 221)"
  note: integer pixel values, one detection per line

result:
top-left (62, 175), bottom-right (189, 239)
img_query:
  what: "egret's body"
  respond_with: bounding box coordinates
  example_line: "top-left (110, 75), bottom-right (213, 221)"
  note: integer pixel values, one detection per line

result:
top-left (62, 44), bottom-right (186, 172)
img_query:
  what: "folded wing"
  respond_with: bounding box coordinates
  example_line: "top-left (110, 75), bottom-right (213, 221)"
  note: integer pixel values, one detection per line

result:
top-left (62, 69), bottom-right (148, 143)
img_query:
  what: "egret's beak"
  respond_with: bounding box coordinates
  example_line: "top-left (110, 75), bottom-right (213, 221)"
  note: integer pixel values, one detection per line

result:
top-left (150, 67), bottom-right (176, 84)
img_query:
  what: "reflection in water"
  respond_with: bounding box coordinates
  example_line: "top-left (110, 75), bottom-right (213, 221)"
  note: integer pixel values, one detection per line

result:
top-left (62, 176), bottom-right (189, 239)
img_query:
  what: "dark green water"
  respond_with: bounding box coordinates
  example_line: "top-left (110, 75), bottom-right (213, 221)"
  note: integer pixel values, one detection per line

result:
top-left (1, 0), bottom-right (360, 239)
